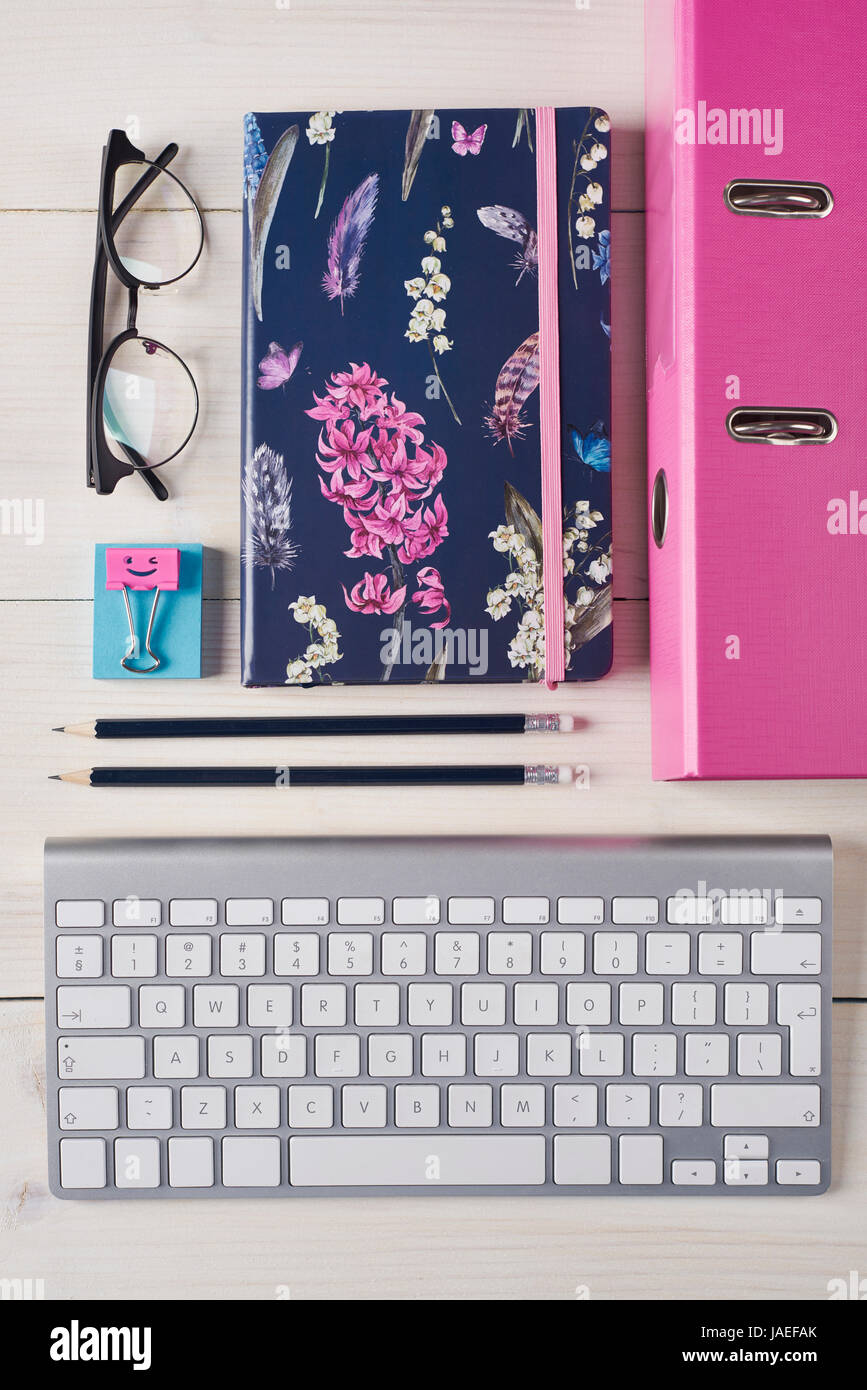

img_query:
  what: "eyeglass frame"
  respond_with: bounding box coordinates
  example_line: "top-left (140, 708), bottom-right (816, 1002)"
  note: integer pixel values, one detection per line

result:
top-left (87, 129), bottom-right (204, 499)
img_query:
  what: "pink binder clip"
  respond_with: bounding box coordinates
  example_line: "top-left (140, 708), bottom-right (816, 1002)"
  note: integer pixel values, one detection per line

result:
top-left (105, 547), bottom-right (180, 673)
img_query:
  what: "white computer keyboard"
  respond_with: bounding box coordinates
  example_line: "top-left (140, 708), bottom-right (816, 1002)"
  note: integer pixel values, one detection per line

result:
top-left (45, 836), bottom-right (832, 1197)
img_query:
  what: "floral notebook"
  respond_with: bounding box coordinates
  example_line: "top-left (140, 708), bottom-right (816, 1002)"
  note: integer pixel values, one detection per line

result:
top-left (241, 107), bottom-right (612, 686)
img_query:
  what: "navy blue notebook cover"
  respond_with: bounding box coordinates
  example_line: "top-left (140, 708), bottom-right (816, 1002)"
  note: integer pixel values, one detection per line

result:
top-left (241, 107), bottom-right (612, 686)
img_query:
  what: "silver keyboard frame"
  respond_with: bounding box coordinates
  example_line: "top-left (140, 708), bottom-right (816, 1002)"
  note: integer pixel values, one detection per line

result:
top-left (44, 835), bottom-right (833, 1198)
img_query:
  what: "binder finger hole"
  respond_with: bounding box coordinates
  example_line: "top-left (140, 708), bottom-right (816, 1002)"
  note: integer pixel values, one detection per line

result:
top-left (651, 469), bottom-right (668, 547)
top-left (724, 180), bottom-right (833, 218)
top-left (726, 409), bottom-right (838, 445)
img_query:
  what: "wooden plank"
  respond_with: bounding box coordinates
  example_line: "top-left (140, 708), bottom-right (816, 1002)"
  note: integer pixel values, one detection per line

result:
top-left (0, 210), bottom-right (647, 600)
top-left (2, 997), bottom-right (863, 1301)
top-left (0, 0), bottom-right (645, 214)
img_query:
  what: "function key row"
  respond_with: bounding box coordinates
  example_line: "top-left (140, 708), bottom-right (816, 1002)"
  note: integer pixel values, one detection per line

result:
top-left (55, 895), bottom-right (824, 929)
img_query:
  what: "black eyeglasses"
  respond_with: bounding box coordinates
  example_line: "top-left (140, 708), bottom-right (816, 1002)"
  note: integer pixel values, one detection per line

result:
top-left (88, 130), bottom-right (204, 500)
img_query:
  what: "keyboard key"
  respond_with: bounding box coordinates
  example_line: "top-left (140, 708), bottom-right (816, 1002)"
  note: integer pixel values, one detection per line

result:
top-left (553, 1135), bottom-right (611, 1185)
top-left (113, 898), bottom-right (161, 927)
top-left (181, 1086), bottom-right (227, 1129)
top-left (566, 982), bottom-right (611, 1025)
top-left (448, 1084), bottom-right (493, 1127)
top-left (777, 983), bottom-right (821, 1075)
top-left (557, 897), bottom-right (603, 925)
top-left (395, 1085), bottom-right (440, 1127)
top-left (222, 1136), bottom-right (281, 1187)
top-left (139, 985), bottom-right (185, 1028)
top-left (553, 1084), bottom-right (598, 1127)
top-left (606, 1084), bottom-right (651, 1127)
top-left (500, 1084), bottom-right (545, 1126)
top-left (487, 932), bottom-right (532, 974)
top-left (407, 983), bottom-right (452, 1026)
top-left (315, 1034), bottom-right (361, 1078)
top-left (225, 898), bottom-right (273, 926)
top-left (59, 1033), bottom-right (145, 1079)
top-left (59, 1137), bottom-right (106, 1188)
top-left (58, 1087), bottom-right (118, 1130)
top-left (354, 983), bottom-right (400, 1026)
top-left (328, 932), bottom-right (374, 975)
top-left (474, 1033), bottom-right (519, 1076)
top-left (632, 1033), bottom-right (677, 1076)
top-left (724, 982), bottom-right (769, 1025)
top-left (56, 936), bottom-right (103, 978)
top-left (612, 897), bottom-right (658, 925)
top-left (381, 933), bottom-right (427, 975)
top-left (619, 983), bottom-right (664, 1025)
top-left (193, 985), bottom-right (239, 1027)
top-left (672, 983), bottom-right (716, 1025)
top-left (289, 1136), bottom-right (546, 1186)
top-left (342, 1085), bottom-right (387, 1128)
top-left (577, 1033), bottom-right (624, 1076)
top-left (645, 932), bottom-right (691, 974)
top-left (666, 896), bottom-right (714, 925)
top-left (281, 897), bottom-right (329, 926)
top-left (619, 1135), bottom-right (663, 1184)
top-left (261, 1035), bottom-right (305, 1078)
top-left (165, 934), bottom-right (211, 977)
top-left (737, 1033), bottom-right (782, 1076)
top-left (235, 1087), bottom-right (281, 1128)
top-left (698, 933), bottom-right (743, 975)
top-left (207, 1035), bottom-right (254, 1078)
top-left (658, 1085), bottom-right (703, 1126)
top-left (672, 1160), bottom-right (716, 1185)
top-left (421, 1034), bottom-right (467, 1077)
top-left (56, 900), bottom-right (104, 928)
top-left (721, 896), bottom-right (769, 926)
top-left (127, 1086), bottom-right (173, 1129)
top-left (288, 1085), bottom-right (333, 1128)
top-left (435, 932), bottom-right (480, 975)
top-left (710, 1084), bottom-right (821, 1127)
top-left (724, 1134), bottom-right (768, 1159)
top-left (513, 983), bottom-right (559, 1025)
top-left (593, 932), bottom-right (638, 974)
top-left (220, 935), bottom-right (266, 976)
top-left (461, 982), bottom-right (506, 1026)
top-left (368, 1035), bottom-right (413, 1077)
top-left (527, 1034), bottom-right (571, 1076)
top-left (447, 897), bottom-right (495, 926)
top-left (724, 1158), bottom-right (768, 1186)
top-left (111, 935), bottom-right (157, 978)
top-left (392, 896), bottom-right (440, 925)
top-left (274, 934), bottom-right (319, 976)
top-left (337, 897), bottom-right (384, 926)
top-left (168, 1136), bottom-right (214, 1188)
top-left (685, 1034), bottom-right (730, 1075)
top-left (57, 985), bottom-right (130, 1029)
top-left (246, 984), bottom-right (293, 1027)
top-left (115, 1137), bottom-right (160, 1189)
top-left (154, 1036), bottom-right (199, 1078)
top-left (540, 932), bottom-right (585, 974)
top-left (776, 1160), bottom-right (822, 1186)
top-left (301, 984), bottom-right (346, 1027)
top-left (169, 898), bottom-right (218, 927)
top-left (774, 898), bottom-right (822, 926)
top-left (751, 931), bottom-right (821, 974)
top-left (502, 896), bottom-right (549, 924)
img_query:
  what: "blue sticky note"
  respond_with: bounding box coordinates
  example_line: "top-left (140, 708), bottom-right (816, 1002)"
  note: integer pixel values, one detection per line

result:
top-left (93, 543), bottom-right (203, 679)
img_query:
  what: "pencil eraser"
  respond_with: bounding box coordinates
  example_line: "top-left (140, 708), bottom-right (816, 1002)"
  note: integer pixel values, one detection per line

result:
top-left (557, 714), bottom-right (575, 732)
top-left (94, 543), bottom-right (202, 680)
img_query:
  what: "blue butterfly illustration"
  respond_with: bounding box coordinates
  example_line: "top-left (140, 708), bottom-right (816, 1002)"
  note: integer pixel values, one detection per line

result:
top-left (569, 420), bottom-right (611, 473)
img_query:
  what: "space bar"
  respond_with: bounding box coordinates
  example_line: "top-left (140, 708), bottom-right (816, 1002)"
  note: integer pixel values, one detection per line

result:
top-left (289, 1136), bottom-right (546, 1187)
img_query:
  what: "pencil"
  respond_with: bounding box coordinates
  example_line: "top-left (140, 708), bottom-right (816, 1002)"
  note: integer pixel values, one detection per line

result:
top-left (51, 764), bottom-right (577, 788)
top-left (54, 714), bottom-right (574, 739)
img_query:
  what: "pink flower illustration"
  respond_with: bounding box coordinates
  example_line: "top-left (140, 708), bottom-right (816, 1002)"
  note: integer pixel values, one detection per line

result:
top-left (412, 566), bottom-right (451, 628)
top-left (343, 571), bottom-right (407, 615)
top-left (315, 421), bottom-right (375, 479)
top-left (318, 470), bottom-right (376, 507)
top-left (367, 436), bottom-right (431, 493)
top-left (327, 362), bottom-right (388, 412)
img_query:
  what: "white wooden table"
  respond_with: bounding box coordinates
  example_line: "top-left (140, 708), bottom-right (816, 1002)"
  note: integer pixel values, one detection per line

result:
top-left (1, 0), bottom-right (864, 1301)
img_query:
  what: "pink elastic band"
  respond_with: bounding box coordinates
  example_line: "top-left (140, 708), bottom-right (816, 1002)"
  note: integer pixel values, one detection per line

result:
top-left (535, 106), bottom-right (565, 688)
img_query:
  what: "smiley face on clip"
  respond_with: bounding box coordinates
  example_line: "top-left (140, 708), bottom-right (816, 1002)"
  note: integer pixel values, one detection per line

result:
top-left (106, 547), bottom-right (180, 592)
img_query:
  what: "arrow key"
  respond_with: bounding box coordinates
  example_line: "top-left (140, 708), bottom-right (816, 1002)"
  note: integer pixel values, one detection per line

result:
top-left (776, 1160), bottom-right (821, 1186)
top-left (672, 1160), bottom-right (716, 1186)
top-left (724, 1134), bottom-right (769, 1160)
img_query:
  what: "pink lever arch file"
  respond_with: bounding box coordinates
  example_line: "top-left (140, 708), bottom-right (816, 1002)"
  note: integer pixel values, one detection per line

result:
top-left (645, 0), bottom-right (867, 780)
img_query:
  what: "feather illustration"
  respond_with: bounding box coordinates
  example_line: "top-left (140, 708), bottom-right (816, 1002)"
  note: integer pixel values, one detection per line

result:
top-left (503, 482), bottom-right (543, 564)
top-left (485, 331), bottom-right (541, 451)
top-left (402, 110), bottom-right (435, 201)
top-left (425, 648), bottom-right (448, 682)
top-left (567, 583), bottom-right (612, 651)
top-left (322, 172), bottom-right (379, 313)
top-left (242, 443), bottom-right (298, 589)
top-left (249, 124), bottom-right (299, 322)
top-left (476, 205), bottom-right (538, 284)
top-left (243, 113), bottom-right (269, 227)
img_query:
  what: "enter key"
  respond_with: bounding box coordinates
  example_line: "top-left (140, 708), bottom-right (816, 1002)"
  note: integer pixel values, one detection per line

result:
top-left (777, 984), bottom-right (821, 1077)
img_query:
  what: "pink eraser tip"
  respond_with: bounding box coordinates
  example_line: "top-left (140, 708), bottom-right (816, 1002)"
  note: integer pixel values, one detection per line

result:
top-left (106, 547), bottom-right (180, 591)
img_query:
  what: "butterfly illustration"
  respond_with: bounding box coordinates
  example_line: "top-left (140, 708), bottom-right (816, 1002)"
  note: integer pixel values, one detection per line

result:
top-left (257, 340), bottom-right (303, 390)
top-left (569, 420), bottom-right (611, 473)
top-left (451, 121), bottom-right (487, 156)
top-left (476, 205), bottom-right (538, 284)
